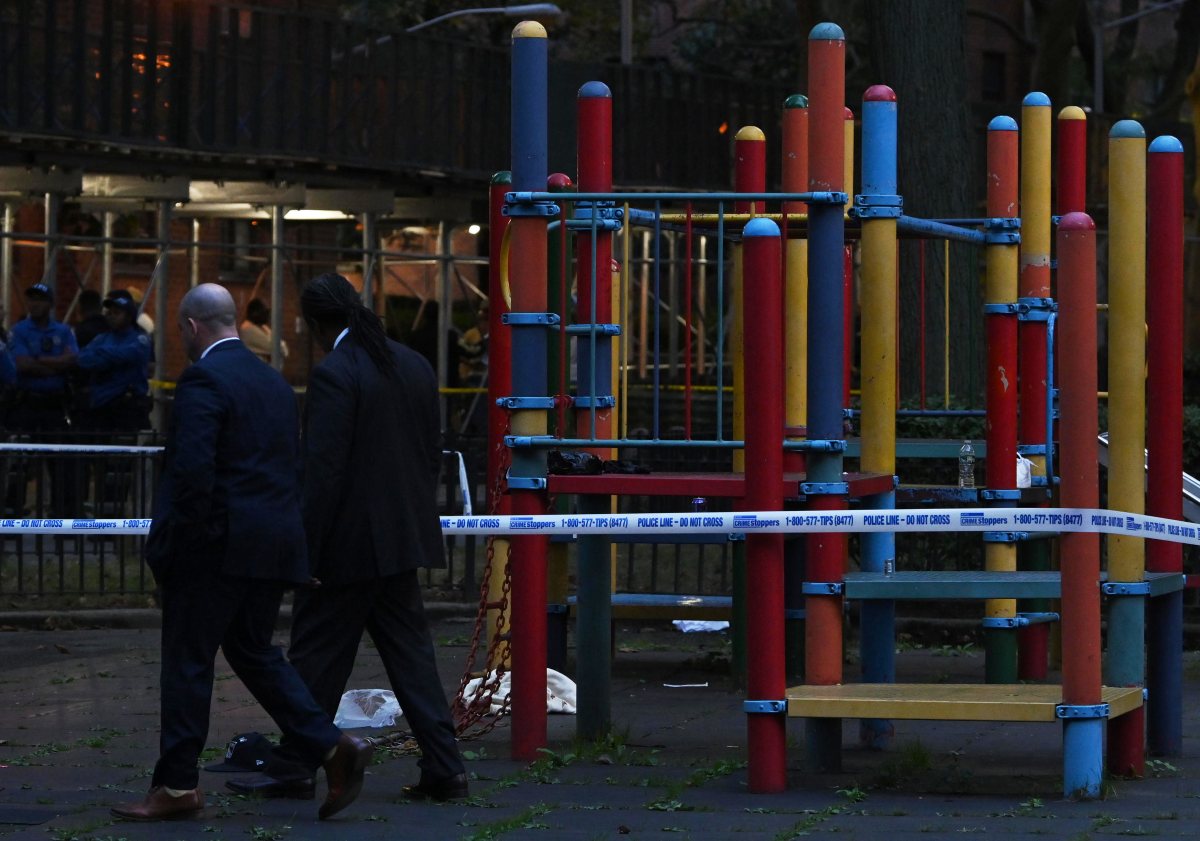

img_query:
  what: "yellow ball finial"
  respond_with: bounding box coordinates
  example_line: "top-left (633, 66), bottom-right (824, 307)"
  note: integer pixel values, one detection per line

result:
top-left (512, 20), bottom-right (548, 39)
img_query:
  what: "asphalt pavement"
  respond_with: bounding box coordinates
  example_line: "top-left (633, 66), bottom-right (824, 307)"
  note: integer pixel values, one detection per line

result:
top-left (2, 612), bottom-right (1199, 840)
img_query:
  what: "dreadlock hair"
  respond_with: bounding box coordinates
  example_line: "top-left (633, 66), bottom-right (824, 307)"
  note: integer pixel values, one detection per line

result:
top-left (301, 272), bottom-right (397, 377)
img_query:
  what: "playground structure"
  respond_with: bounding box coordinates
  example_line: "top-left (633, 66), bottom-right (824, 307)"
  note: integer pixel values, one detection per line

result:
top-left (472, 20), bottom-right (1192, 800)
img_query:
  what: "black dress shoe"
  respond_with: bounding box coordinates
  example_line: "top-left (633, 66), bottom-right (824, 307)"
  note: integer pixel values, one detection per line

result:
top-left (402, 772), bottom-right (469, 802)
top-left (225, 774), bottom-right (316, 800)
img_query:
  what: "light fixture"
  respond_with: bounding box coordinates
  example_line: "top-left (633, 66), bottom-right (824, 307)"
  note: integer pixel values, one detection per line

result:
top-left (468, 224), bottom-right (481, 235)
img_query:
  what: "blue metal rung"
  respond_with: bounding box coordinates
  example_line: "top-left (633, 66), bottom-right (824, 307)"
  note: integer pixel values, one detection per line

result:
top-left (983, 531), bottom-right (1031, 543)
top-left (1017, 444), bottom-right (1049, 456)
top-left (573, 395), bottom-right (616, 409)
top-left (801, 582), bottom-right (844, 596)
top-left (565, 323), bottom-right (622, 336)
top-left (503, 201), bottom-right (561, 217)
top-left (546, 603), bottom-right (568, 615)
top-left (743, 699), bottom-right (786, 714)
top-left (801, 481), bottom-right (849, 495)
top-left (506, 475), bottom-right (547, 490)
top-left (1056, 703), bottom-right (1109, 720)
top-left (980, 489), bottom-right (1021, 501)
top-left (1102, 581), bottom-right (1151, 596)
top-left (983, 303), bottom-right (1022, 315)
top-left (504, 312), bottom-right (561, 326)
top-left (784, 608), bottom-right (807, 620)
top-left (790, 439), bottom-right (845, 453)
top-left (497, 396), bottom-right (556, 410)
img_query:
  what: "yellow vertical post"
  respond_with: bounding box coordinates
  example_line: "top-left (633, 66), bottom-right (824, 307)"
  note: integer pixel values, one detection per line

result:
top-left (1104, 122), bottom-right (1147, 738)
top-left (1017, 93), bottom-right (1053, 681)
top-left (732, 126), bottom-right (766, 471)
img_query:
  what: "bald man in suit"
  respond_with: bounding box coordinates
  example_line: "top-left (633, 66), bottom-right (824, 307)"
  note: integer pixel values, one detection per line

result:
top-left (112, 284), bottom-right (372, 822)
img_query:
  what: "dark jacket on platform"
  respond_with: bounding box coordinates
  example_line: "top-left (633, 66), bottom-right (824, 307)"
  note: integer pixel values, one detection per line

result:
top-left (145, 339), bottom-right (308, 583)
top-left (302, 335), bottom-right (444, 584)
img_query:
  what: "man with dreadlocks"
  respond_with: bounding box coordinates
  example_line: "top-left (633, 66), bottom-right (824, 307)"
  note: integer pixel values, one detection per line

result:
top-left (227, 273), bottom-right (467, 803)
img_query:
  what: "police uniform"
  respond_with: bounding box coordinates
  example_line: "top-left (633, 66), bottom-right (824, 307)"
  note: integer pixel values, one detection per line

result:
top-left (77, 326), bottom-right (152, 432)
top-left (8, 315), bottom-right (78, 431)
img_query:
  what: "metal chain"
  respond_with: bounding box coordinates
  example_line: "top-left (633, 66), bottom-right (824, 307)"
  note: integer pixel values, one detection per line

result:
top-left (452, 420), bottom-right (515, 739)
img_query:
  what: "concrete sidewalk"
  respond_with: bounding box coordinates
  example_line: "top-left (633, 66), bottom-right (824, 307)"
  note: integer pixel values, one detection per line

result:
top-left (1, 616), bottom-right (1198, 840)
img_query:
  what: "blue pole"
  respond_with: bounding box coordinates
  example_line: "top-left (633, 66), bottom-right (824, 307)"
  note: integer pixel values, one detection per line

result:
top-left (1063, 718), bottom-right (1104, 798)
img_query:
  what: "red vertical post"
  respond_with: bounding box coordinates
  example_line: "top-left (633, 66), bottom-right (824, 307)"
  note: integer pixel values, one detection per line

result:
top-left (1145, 139), bottom-right (1184, 574)
top-left (1056, 212), bottom-right (1103, 796)
top-left (488, 173), bottom-right (513, 515)
top-left (742, 218), bottom-right (786, 792)
top-left (983, 117), bottom-right (1020, 683)
top-left (985, 120), bottom-right (1019, 494)
top-left (575, 82), bottom-right (614, 446)
top-left (1145, 136), bottom-right (1185, 756)
top-left (1056, 108), bottom-right (1088, 214)
top-left (1057, 212), bottom-right (1102, 705)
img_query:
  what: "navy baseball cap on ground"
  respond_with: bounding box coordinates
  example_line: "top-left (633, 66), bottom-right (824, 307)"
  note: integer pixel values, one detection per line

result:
top-left (203, 732), bottom-right (274, 772)
top-left (102, 289), bottom-right (139, 317)
top-left (24, 283), bottom-right (51, 300)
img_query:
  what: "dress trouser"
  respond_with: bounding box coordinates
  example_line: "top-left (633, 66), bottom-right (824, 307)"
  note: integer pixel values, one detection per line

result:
top-left (155, 565), bottom-right (342, 790)
top-left (275, 570), bottom-right (464, 781)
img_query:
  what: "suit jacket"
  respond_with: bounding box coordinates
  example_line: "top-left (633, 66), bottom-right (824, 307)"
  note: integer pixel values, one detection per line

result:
top-left (145, 340), bottom-right (308, 583)
top-left (303, 336), bottom-right (444, 584)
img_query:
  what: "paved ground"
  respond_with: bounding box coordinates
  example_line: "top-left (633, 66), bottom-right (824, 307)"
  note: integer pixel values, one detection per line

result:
top-left (1, 612), bottom-right (1198, 840)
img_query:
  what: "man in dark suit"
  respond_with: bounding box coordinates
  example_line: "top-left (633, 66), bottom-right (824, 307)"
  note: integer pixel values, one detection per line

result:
top-left (228, 273), bottom-right (466, 802)
top-left (112, 283), bottom-right (373, 822)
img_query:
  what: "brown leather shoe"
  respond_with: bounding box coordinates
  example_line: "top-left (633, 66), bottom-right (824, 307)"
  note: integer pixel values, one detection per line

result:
top-left (319, 734), bottom-right (374, 820)
top-left (111, 786), bottom-right (205, 821)
top-left (402, 772), bottom-right (469, 802)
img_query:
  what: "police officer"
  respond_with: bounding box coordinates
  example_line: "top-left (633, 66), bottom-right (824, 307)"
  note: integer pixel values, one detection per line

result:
top-left (77, 290), bottom-right (152, 432)
top-left (7, 283), bottom-right (80, 515)
top-left (9, 283), bottom-right (78, 428)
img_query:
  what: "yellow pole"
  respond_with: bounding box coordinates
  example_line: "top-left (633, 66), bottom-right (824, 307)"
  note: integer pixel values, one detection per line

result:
top-left (732, 126), bottom-right (765, 471)
top-left (1106, 121), bottom-right (1147, 586)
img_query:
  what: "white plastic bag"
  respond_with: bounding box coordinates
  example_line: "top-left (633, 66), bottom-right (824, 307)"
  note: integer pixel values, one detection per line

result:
top-left (333, 688), bottom-right (402, 728)
top-left (461, 668), bottom-right (577, 715)
top-left (1016, 454), bottom-right (1034, 489)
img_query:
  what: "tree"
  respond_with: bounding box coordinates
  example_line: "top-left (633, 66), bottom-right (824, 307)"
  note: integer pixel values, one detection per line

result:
top-left (864, 0), bottom-right (982, 403)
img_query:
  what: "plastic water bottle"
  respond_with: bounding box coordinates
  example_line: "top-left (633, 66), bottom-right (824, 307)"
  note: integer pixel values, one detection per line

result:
top-left (958, 440), bottom-right (976, 489)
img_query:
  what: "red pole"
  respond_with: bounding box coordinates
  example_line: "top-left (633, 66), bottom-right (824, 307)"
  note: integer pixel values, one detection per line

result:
top-left (1145, 138), bottom-right (1184, 573)
top-left (1056, 108), bottom-right (1088, 214)
top-left (1057, 212), bottom-right (1101, 707)
top-left (1145, 136), bottom-right (1185, 756)
top-left (984, 116), bottom-right (1020, 683)
top-left (742, 218), bottom-right (786, 792)
top-left (576, 84), bottom-right (613, 448)
top-left (487, 174), bottom-right (513, 515)
top-left (985, 121), bottom-right (1018, 493)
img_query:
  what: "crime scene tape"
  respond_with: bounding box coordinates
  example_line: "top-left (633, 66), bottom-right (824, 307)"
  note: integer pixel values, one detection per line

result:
top-left (439, 508), bottom-right (1200, 546)
top-left (1, 509), bottom-right (1196, 545)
